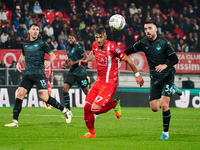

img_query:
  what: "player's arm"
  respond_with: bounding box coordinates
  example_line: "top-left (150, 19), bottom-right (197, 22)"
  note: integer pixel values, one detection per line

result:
top-left (16, 53), bottom-right (25, 72)
top-left (122, 55), bottom-right (144, 87)
top-left (50, 74), bottom-right (53, 88)
top-left (124, 47), bottom-right (137, 55)
top-left (79, 51), bottom-right (95, 67)
top-left (124, 41), bottom-right (141, 56)
top-left (67, 53), bottom-right (87, 66)
top-left (44, 52), bottom-right (55, 68)
top-left (155, 53), bottom-right (178, 72)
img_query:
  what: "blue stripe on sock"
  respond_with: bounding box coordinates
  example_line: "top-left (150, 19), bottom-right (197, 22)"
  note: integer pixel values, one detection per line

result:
top-left (163, 114), bottom-right (171, 118)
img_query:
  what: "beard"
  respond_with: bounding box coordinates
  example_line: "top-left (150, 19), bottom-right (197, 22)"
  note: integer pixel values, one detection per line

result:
top-left (68, 41), bottom-right (75, 47)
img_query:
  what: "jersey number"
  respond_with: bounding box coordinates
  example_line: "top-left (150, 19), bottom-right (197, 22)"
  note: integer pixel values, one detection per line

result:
top-left (81, 79), bottom-right (87, 87)
top-left (40, 80), bottom-right (46, 88)
top-left (165, 84), bottom-right (173, 95)
top-left (95, 95), bottom-right (103, 103)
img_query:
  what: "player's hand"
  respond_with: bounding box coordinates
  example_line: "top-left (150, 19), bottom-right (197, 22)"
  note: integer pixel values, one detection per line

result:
top-left (50, 84), bottom-right (53, 88)
top-left (155, 64), bottom-right (167, 72)
top-left (79, 60), bottom-right (87, 67)
top-left (136, 76), bottom-right (144, 87)
top-left (44, 60), bottom-right (51, 68)
top-left (16, 63), bottom-right (22, 72)
top-left (62, 63), bottom-right (67, 69)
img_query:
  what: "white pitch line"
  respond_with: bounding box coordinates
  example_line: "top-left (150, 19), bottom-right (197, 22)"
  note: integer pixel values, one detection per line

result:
top-left (1, 114), bottom-right (199, 121)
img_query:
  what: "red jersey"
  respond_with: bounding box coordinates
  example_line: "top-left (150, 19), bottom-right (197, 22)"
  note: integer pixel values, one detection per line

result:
top-left (92, 41), bottom-right (125, 83)
top-left (44, 67), bottom-right (53, 83)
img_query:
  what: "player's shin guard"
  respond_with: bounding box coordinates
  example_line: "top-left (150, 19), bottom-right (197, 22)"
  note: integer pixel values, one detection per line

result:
top-left (163, 109), bottom-right (171, 132)
top-left (84, 102), bottom-right (95, 134)
top-left (91, 101), bottom-right (117, 115)
top-left (47, 96), bottom-right (64, 111)
top-left (13, 98), bottom-right (23, 121)
top-left (63, 92), bottom-right (70, 110)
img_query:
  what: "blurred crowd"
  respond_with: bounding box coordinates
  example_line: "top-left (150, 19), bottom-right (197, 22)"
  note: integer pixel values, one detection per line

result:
top-left (0, 0), bottom-right (200, 53)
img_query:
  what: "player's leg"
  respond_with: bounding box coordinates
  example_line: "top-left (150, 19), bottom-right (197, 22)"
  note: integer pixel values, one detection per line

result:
top-left (81, 84), bottom-right (99, 120)
top-left (149, 81), bottom-right (162, 112)
top-left (5, 75), bottom-right (33, 127)
top-left (39, 89), bottom-right (71, 123)
top-left (5, 87), bottom-right (28, 127)
top-left (158, 95), bottom-right (171, 140)
top-left (172, 84), bottom-right (182, 95)
top-left (63, 83), bottom-right (71, 109)
top-left (80, 101), bottom-right (96, 138)
top-left (149, 80), bottom-right (170, 139)
top-left (81, 81), bottom-right (99, 138)
top-left (63, 74), bottom-right (75, 114)
top-left (158, 81), bottom-right (174, 140)
top-left (36, 75), bottom-right (71, 123)
top-left (90, 82), bottom-right (119, 117)
top-left (44, 81), bottom-right (51, 109)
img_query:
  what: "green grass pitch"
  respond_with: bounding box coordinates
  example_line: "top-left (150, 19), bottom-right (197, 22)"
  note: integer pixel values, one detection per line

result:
top-left (0, 107), bottom-right (199, 150)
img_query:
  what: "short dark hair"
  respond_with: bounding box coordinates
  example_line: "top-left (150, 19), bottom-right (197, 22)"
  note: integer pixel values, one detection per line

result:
top-left (29, 23), bottom-right (39, 29)
top-left (145, 20), bottom-right (157, 27)
top-left (68, 33), bottom-right (76, 40)
top-left (94, 26), bottom-right (106, 35)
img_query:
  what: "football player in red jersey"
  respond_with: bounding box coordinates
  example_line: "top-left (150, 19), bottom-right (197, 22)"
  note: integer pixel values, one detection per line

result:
top-left (79, 26), bottom-right (144, 138)
top-left (44, 59), bottom-right (54, 109)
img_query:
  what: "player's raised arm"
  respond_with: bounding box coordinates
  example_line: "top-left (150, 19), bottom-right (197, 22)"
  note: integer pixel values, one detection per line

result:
top-left (79, 51), bottom-right (95, 67)
top-left (16, 53), bottom-right (25, 73)
top-left (122, 55), bottom-right (144, 87)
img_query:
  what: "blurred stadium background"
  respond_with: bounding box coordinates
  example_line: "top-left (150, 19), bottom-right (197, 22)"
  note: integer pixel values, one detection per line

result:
top-left (0, 0), bottom-right (200, 108)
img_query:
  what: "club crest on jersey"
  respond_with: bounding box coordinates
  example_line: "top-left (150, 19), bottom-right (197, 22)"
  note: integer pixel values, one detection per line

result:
top-left (156, 46), bottom-right (161, 51)
top-left (34, 44), bottom-right (39, 47)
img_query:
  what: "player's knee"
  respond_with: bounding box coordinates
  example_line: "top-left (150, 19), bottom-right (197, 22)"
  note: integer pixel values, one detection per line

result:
top-left (161, 102), bottom-right (168, 110)
top-left (16, 91), bottom-right (25, 99)
top-left (63, 87), bottom-right (69, 93)
top-left (151, 108), bottom-right (159, 112)
top-left (84, 102), bottom-right (91, 111)
top-left (150, 104), bottom-right (159, 112)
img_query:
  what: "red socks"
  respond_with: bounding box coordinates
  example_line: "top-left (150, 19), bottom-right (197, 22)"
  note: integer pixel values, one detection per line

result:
top-left (84, 102), bottom-right (95, 134)
top-left (83, 101), bottom-right (117, 134)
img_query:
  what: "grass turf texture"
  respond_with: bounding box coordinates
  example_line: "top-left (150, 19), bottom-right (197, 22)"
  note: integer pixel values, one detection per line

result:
top-left (0, 107), bottom-right (199, 150)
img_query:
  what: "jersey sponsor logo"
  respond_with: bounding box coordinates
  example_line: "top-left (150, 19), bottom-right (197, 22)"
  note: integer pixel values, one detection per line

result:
top-left (96, 53), bottom-right (108, 66)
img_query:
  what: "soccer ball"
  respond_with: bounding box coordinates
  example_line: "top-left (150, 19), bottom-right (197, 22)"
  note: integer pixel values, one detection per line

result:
top-left (109, 14), bottom-right (126, 31)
